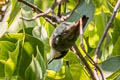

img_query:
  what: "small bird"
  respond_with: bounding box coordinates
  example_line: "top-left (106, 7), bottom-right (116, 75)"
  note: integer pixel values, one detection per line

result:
top-left (48, 16), bottom-right (88, 64)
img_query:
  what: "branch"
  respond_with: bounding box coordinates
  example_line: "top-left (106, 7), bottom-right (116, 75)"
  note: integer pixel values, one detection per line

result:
top-left (20, 0), bottom-right (68, 23)
top-left (57, 3), bottom-right (61, 17)
top-left (94, 0), bottom-right (120, 63)
top-left (18, 0), bottom-right (58, 27)
top-left (93, 1), bottom-right (120, 79)
top-left (73, 44), bottom-right (97, 80)
top-left (20, 0), bottom-right (58, 20)
top-left (20, 8), bottom-right (53, 21)
top-left (79, 17), bottom-right (104, 80)
top-left (61, 0), bottom-right (80, 21)
top-left (18, 0), bottom-right (42, 13)
top-left (81, 45), bottom-right (105, 80)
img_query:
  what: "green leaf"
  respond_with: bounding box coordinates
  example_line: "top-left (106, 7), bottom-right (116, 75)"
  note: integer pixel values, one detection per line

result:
top-left (5, 41), bottom-right (20, 79)
top-left (8, 0), bottom-right (21, 26)
top-left (112, 37), bottom-right (120, 56)
top-left (17, 42), bottom-right (33, 80)
top-left (107, 69), bottom-right (120, 80)
top-left (84, 22), bottom-right (95, 38)
top-left (105, 0), bottom-right (114, 12)
top-left (0, 62), bottom-right (5, 78)
top-left (0, 22), bottom-right (8, 38)
top-left (65, 65), bottom-right (73, 80)
top-left (21, 9), bottom-right (39, 28)
top-left (34, 0), bottom-right (43, 9)
top-left (66, 0), bottom-right (95, 30)
top-left (0, 41), bottom-right (16, 61)
top-left (67, 0), bottom-right (77, 10)
top-left (25, 56), bottom-right (42, 80)
top-left (48, 59), bottom-right (63, 72)
top-left (25, 34), bottom-right (44, 56)
top-left (70, 64), bottom-right (90, 80)
top-left (95, 10), bottom-right (106, 37)
top-left (32, 26), bottom-right (50, 53)
top-left (25, 46), bottom-right (46, 80)
top-left (21, 0), bottom-right (33, 11)
top-left (84, 22), bottom-right (100, 48)
top-left (89, 33), bottom-right (99, 48)
top-left (64, 51), bottom-right (90, 80)
top-left (112, 17), bottom-right (120, 45)
top-left (115, 75), bottom-right (120, 80)
top-left (44, 23), bottom-right (55, 38)
top-left (0, 33), bottom-right (24, 43)
top-left (88, 9), bottom-right (108, 48)
top-left (99, 56), bottom-right (120, 78)
top-left (0, 41), bottom-right (16, 78)
top-left (92, 0), bottom-right (104, 7)
top-left (36, 46), bottom-right (46, 77)
top-left (64, 51), bottom-right (80, 64)
top-left (17, 34), bottom-right (44, 80)
top-left (32, 26), bottom-right (48, 41)
top-left (46, 66), bottom-right (65, 80)
top-left (20, 27), bottom-right (33, 36)
top-left (108, 0), bottom-right (117, 7)
top-left (8, 11), bottom-right (24, 33)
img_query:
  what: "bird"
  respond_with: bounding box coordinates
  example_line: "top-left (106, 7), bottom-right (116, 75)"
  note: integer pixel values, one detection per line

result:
top-left (48, 16), bottom-right (88, 64)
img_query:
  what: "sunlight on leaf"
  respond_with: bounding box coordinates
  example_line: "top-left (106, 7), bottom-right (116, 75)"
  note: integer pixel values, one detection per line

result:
top-left (0, 22), bottom-right (8, 38)
top-left (7, 0), bottom-right (21, 26)
top-left (8, 11), bottom-right (23, 33)
top-left (47, 66), bottom-right (65, 80)
top-left (5, 41), bottom-right (19, 79)
top-left (107, 69), bottom-right (120, 80)
top-left (89, 33), bottom-right (99, 48)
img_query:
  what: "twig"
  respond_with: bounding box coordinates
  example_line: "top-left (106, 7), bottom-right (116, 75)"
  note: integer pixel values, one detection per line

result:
top-left (20, 8), bottom-right (53, 21)
top-left (18, 0), bottom-right (42, 13)
top-left (61, 0), bottom-right (80, 21)
top-left (79, 17), bottom-right (100, 79)
top-left (79, 17), bottom-right (104, 80)
top-left (73, 44), bottom-right (97, 80)
top-left (57, 3), bottom-right (61, 17)
top-left (20, 0), bottom-right (59, 21)
top-left (18, 0), bottom-right (57, 27)
top-left (52, 12), bottom-right (61, 23)
top-left (57, 0), bottom-right (69, 17)
top-left (82, 46), bottom-right (105, 80)
top-left (93, 0), bottom-right (120, 79)
top-left (19, 0), bottom-right (66, 22)
top-left (94, 0), bottom-right (120, 63)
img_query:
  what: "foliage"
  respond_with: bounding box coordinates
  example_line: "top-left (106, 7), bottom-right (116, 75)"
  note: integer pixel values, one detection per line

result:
top-left (0, 0), bottom-right (120, 80)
